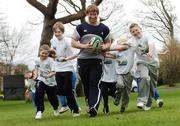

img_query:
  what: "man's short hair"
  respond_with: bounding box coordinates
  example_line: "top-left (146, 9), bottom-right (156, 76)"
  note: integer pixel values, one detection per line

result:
top-left (85, 4), bottom-right (99, 15)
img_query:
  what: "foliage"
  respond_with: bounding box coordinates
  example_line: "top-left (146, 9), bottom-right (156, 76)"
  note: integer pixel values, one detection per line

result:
top-left (138, 0), bottom-right (178, 45)
top-left (159, 39), bottom-right (180, 85)
top-left (14, 64), bottom-right (29, 75)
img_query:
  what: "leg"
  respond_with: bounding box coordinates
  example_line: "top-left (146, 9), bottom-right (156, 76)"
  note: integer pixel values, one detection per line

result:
top-left (100, 81), bottom-right (109, 114)
top-left (78, 59), bottom-right (90, 106)
top-left (35, 81), bottom-right (45, 113)
top-left (108, 82), bottom-right (116, 98)
top-left (58, 95), bottom-right (67, 107)
top-left (62, 72), bottom-right (79, 114)
top-left (31, 92), bottom-right (37, 113)
top-left (121, 73), bottom-right (133, 113)
top-left (154, 88), bottom-right (160, 100)
top-left (149, 67), bottom-right (163, 107)
top-left (136, 64), bottom-right (151, 110)
top-left (58, 95), bottom-right (69, 113)
top-left (45, 85), bottom-right (59, 116)
top-left (114, 75), bottom-right (124, 106)
top-left (45, 85), bottom-right (59, 110)
top-left (88, 59), bottom-right (102, 117)
top-left (71, 71), bottom-right (80, 109)
top-left (34, 81), bottom-right (45, 119)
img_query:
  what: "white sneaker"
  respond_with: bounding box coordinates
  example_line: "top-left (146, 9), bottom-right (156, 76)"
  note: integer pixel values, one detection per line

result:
top-left (156, 99), bottom-right (163, 108)
top-left (54, 109), bottom-right (59, 116)
top-left (35, 111), bottom-right (42, 119)
top-left (143, 106), bottom-right (151, 111)
top-left (73, 113), bottom-right (80, 117)
top-left (59, 106), bottom-right (69, 114)
top-left (137, 102), bottom-right (144, 109)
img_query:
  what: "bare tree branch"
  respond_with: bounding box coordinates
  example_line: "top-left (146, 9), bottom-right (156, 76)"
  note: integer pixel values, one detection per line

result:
top-left (26, 0), bottom-right (47, 15)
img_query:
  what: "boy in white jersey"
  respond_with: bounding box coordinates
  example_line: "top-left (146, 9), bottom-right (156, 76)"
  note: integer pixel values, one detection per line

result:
top-left (51, 22), bottom-right (80, 117)
top-left (129, 23), bottom-right (162, 110)
top-left (100, 58), bottom-right (117, 114)
top-left (34, 45), bottom-right (59, 119)
top-left (105, 39), bottom-right (136, 113)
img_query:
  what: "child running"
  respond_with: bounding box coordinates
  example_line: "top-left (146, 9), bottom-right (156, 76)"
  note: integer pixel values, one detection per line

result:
top-left (129, 23), bottom-right (160, 110)
top-left (34, 44), bottom-right (59, 119)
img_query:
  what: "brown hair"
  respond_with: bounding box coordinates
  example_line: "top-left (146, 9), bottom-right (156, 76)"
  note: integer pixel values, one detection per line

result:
top-left (129, 23), bottom-right (140, 30)
top-left (85, 4), bottom-right (99, 15)
top-left (49, 48), bottom-right (57, 59)
top-left (40, 44), bottom-right (50, 52)
top-left (52, 22), bottom-right (65, 33)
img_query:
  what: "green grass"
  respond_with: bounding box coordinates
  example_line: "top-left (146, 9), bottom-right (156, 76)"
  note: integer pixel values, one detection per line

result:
top-left (0, 89), bottom-right (180, 126)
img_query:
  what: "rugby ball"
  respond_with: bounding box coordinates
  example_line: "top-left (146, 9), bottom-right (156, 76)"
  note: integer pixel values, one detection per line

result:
top-left (89, 36), bottom-right (103, 53)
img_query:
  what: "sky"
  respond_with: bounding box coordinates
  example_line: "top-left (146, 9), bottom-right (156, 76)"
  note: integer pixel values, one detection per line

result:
top-left (1, 0), bottom-right (180, 69)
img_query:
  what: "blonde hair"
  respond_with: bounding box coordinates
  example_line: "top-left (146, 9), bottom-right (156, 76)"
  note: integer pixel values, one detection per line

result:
top-left (52, 22), bottom-right (65, 33)
top-left (85, 4), bottom-right (99, 15)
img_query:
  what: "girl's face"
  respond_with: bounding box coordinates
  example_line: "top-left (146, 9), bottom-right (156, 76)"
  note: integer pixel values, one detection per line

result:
top-left (87, 11), bottom-right (98, 25)
top-left (129, 26), bottom-right (142, 39)
top-left (54, 28), bottom-right (63, 40)
top-left (40, 50), bottom-right (49, 60)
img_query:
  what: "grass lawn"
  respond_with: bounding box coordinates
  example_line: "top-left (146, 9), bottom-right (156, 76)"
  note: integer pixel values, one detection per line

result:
top-left (0, 89), bottom-right (180, 126)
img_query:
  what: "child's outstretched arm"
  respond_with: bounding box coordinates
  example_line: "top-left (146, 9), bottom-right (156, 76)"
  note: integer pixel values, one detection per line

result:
top-left (110, 44), bottom-right (128, 51)
top-left (109, 40), bottom-right (129, 51)
top-left (103, 52), bottom-right (116, 59)
top-left (62, 54), bottom-right (78, 62)
top-left (44, 71), bottom-right (56, 79)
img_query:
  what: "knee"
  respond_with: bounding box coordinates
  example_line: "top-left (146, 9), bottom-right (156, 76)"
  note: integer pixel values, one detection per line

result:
top-left (141, 76), bottom-right (150, 81)
top-left (116, 83), bottom-right (124, 89)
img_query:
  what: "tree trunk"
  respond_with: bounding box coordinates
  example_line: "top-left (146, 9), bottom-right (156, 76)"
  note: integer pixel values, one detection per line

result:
top-left (27, 0), bottom-right (103, 47)
top-left (40, 18), bottom-right (54, 46)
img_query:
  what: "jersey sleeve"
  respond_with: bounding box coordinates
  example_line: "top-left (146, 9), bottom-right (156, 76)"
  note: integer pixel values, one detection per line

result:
top-left (50, 38), bottom-right (56, 50)
top-left (72, 25), bottom-right (81, 41)
top-left (49, 58), bottom-right (55, 72)
top-left (103, 25), bottom-right (111, 43)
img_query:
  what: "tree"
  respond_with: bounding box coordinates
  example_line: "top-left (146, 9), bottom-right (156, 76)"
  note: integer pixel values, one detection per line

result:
top-left (26, 0), bottom-right (103, 47)
top-left (160, 39), bottom-right (180, 85)
top-left (135, 0), bottom-right (180, 85)
top-left (137, 0), bottom-right (178, 46)
top-left (14, 64), bottom-right (29, 75)
top-left (0, 15), bottom-right (27, 75)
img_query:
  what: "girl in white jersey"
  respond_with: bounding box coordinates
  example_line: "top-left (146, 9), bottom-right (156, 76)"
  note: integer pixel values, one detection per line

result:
top-left (34, 44), bottom-right (59, 119)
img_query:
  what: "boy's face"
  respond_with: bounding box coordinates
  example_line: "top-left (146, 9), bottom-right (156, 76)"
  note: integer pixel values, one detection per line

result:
top-left (129, 26), bottom-right (142, 39)
top-left (40, 50), bottom-right (49, 60)
top-left (54, 28), bottom-right (63, 40)
top-left (86, 11), bottom-right (98, 25)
